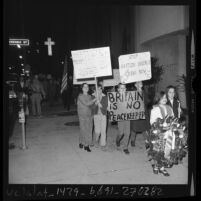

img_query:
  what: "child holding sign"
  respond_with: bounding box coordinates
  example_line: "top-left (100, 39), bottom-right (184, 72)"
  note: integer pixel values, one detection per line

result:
top-left (116, 83), bottom-right (131, 154)
top-left (91, 84), bottom-right (108, 150)
top-left (77, 83), bottom-right (97, 152)
top-left (130, 81), bottom-right (150, 147)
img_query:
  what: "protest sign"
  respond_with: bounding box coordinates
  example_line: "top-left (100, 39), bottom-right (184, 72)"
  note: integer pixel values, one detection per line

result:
top-left (107, 91), bottom-right (145, 121)
top-left (118, 51), bottom-right (151, 83)
top-left (73, 74), bottom-right (96, 85)
top-left (103, 69), bottom-right (120, 87)
top-left (71, 47), bottom-right (112, 79)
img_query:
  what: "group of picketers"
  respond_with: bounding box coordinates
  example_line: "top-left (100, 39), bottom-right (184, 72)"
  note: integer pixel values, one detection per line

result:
top-left (76, 81), bottom-right (188, 177)
top-left (12, 74), bottom-right (70, 118)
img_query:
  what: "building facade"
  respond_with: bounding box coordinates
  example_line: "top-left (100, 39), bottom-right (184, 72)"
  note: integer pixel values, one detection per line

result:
top-left (132, 6), bottom-right (189, 108)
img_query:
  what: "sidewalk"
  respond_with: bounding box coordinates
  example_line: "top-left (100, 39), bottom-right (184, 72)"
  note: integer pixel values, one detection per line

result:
top-left (9, 103), bottom-right (188, 184)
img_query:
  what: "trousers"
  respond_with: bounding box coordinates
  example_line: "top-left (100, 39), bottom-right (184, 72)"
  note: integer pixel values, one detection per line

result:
top-left (31, 93), bottom-right (42, 116)
top-left (79, 116), bottom-right (93, 146)
top-left (117, 121), bottom-right (130, 149)
top-left (94, 114), bottom-right (107, 146)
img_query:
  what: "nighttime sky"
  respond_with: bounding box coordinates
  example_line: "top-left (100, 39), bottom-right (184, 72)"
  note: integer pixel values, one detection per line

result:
top-left (6, 0), bottom-right (132, 78)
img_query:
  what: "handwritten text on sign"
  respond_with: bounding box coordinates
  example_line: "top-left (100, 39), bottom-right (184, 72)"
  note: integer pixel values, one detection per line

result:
top-left (119, 52), bottom-right (151, 83)
top-left (107, 91), bottom-right (145, 121)
top-left (72, 47), bottom-right (112, 79)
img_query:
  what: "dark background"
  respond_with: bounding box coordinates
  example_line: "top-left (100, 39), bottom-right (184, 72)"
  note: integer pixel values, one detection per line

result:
top-left (5, 0), bottom-right (134, 78)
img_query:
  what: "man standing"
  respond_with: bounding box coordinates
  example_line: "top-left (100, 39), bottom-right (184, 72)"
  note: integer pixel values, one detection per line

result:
top-left (116, 83), bottom-right (131, 154)
top-left (130, 81), bottom-right (150, 147)
top-left (30, 74), bottom-right (46, 117)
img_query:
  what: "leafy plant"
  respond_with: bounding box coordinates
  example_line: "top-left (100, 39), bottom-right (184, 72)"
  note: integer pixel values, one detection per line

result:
top-left (144, 57), bottom-right (164, 109)
top-left (144, 57), bottom-right (164, 86)
top-left (176, 74), bottom-right (188, 115)
top-left (176, 74), bottom-right (186, 93)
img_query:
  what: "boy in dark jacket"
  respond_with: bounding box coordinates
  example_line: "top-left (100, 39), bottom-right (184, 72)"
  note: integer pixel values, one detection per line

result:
top-left (91, 84), bottom-right (108, 149)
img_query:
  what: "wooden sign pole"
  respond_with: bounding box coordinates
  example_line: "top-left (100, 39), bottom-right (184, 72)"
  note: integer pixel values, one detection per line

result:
top-left (95, 76), bottom-right (98, 100)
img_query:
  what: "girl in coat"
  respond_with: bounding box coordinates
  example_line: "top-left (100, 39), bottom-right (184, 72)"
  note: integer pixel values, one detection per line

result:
top-left (77, 83), bottom-right (97, 152)
top-left (149, 91), bottom-right (174, 176)
top-left (166, 85), bottom-right (182, 119)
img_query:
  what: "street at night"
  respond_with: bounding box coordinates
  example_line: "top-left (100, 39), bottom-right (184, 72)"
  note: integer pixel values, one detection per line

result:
top-left (4, 0), bottom-right (196, 199)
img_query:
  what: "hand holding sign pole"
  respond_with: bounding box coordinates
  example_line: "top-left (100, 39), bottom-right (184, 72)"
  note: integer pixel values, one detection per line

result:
top-left (94, 76), bottom-right (100, 107)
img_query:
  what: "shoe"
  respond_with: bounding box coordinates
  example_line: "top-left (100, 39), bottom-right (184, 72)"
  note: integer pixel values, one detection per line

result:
top-left (164, 163), bottom-right (173, 168)
top-left (153, 166), bottom-right (159, 174)
top-left (79, 144), bottom-right (84, 149)
top-left (159, 168), bottom-right (170, 176)
top-left (94, 142), bottom-right (99, 148)
top-left (101, 146), bottom-right (107, 151)
top-left (117, 146), bottom-right (121, 151)
top-left (123, 149), bottom-right (130, 154)
top-left (145, 143), bottom-right (150, 150)
top-left (131, 141), bottom-right (135, 147)
top-left (84, 146), bottom-right (91, 152)
top-left (116, 137), bottom-right (120, 147)
top-left (94, 139), bottom-right (99, 148)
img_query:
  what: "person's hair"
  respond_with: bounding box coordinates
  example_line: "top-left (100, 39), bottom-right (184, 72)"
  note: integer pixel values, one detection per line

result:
top-left (166, 85), bottom-right (178, 99)
top-left (153, 91), bottom-right (166, 105)
top-left (118, 82), bottom-right (126, 88)
top-left (166, 85), bottom-right (176, 92)
top-left (79, 83), bottom-right (89, 94)
top-left (133, 82), bottom-right (144, 91)
top-left (81, 83), bottom-right (88, 89)
top-left (97, 84), bottom-right (103, 89)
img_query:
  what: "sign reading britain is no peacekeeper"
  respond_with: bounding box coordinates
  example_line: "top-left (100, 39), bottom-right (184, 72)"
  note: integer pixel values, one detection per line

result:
top-left (119, 51), bottom-right (151, 84)
top-left (71, 47), bottom-right (112, 79)
top-left (107, 91), bottom-right (145, 121)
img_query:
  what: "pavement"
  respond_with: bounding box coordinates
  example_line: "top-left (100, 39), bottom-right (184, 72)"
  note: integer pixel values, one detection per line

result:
top-left (8, 101), bottom-right (188, 184)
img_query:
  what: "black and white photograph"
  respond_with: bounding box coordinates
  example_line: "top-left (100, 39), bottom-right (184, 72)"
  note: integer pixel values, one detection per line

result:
top-left (3, 0), bottom-right (196, 199)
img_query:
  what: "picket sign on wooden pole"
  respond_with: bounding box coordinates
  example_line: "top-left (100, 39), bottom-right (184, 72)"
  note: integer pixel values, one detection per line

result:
top-left (95, 76), bottom-right (99, 103)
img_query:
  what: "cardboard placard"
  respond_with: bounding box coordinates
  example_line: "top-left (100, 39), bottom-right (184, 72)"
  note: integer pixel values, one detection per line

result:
top-left (107, 91), bottom-right (145, 121)
top-left (119, 51), bottom-right (152, 83)
top-left (72, 47), bottom-right (112, 79)
top-left (73, 75), bottom-right (96, 85)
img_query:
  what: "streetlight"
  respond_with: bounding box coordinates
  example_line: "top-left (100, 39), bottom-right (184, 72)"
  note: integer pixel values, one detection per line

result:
top-left (21, 63), bottom-right (24, 66)
top-left (19, 55), bottom-right (23, 59)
